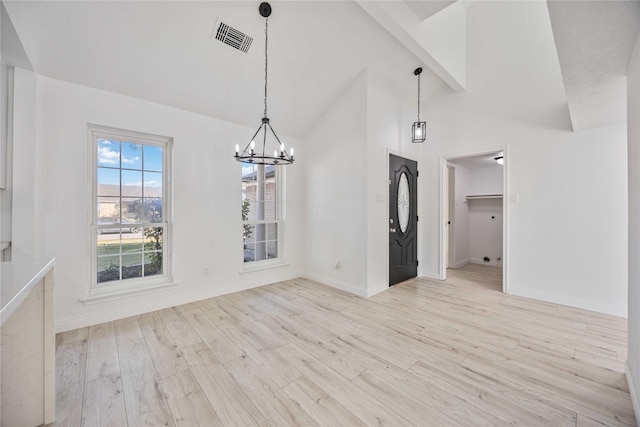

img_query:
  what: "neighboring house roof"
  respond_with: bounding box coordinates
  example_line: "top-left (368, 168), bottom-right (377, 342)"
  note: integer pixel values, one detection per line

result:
top-left (98, 184), bottom-right (162, 198)
top-left (242, 164), bottom-right (276, 181)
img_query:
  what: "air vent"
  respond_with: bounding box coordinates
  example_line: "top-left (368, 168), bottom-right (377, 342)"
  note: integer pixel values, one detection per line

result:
top-left (214, 22), bottom-right (253, 53)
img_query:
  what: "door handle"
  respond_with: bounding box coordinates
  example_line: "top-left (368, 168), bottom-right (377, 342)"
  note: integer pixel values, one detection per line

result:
top-left (390, 228), bottom-right (396, 233)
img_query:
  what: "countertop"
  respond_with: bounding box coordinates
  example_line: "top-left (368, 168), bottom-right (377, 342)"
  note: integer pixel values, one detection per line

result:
top-left (1, 257), bottom-right (55, 325)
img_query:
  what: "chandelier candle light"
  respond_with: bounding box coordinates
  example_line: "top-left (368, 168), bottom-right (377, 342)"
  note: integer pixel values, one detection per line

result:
top-left (234, 2), bottom-right (294, 165)
top-left (412, 67), bottom-right (426, 143)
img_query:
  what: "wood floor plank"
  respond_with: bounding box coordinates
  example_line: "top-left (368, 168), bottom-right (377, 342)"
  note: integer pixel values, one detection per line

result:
top-left (242, 347), bottom-right (302, 388)
top-left (81, 373), bottom-right (127, 427)
top-left (85, 322), bottom-right (120, 383)
top-left (223, 355), bottom-right (317, 426)
top-left (275, 342), bottom-right (412, 426)
top-left (113, 316), bottom-right (144, 344)
top-left (178, 303), bottom-right (244, 363)
top-left (181, 342), bottom-right (267, 426)
top-left (117, 338), bottom-right (174, 427)
top-left (54, 340), bottom-right (88, 427)
top-left (55, 264), bottom-right (636, 427)
top-left (160, 368), bottom-right (223, 427)
top-left (283, 376), bottom-right (367, 427)
top-left (157, 306), bottom-right (202, 350)
top-left (138, 312), bottom-right (189, 379)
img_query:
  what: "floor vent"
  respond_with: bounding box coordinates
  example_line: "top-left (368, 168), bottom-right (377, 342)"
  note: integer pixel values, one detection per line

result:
top-left (214, 22), bottom-right (253, 53)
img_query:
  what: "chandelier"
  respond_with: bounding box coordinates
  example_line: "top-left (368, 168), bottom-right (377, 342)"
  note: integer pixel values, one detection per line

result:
top-left (235, 2), bottom-right (294, 165)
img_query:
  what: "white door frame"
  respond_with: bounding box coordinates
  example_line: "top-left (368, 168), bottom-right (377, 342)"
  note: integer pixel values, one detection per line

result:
top-left (447, 166), bottom-right (455, 269)
top-left (438, 146), bottom-right (509, 294)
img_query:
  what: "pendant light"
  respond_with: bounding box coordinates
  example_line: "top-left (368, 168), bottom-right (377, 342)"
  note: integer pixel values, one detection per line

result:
top-left (412, 67), bottom-right (426, 143)
top-left (235, 2), bottom-right (294, 165)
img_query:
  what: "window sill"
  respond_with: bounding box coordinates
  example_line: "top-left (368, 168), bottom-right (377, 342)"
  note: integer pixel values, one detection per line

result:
top-left (80, 280), bottom-right (176, 305)
top-left (240, 259), bottom-right (289, 275)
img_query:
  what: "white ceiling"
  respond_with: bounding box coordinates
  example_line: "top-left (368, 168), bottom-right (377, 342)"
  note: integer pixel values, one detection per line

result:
top-left (5, 1), bottom-right (638, 137)
top-left (547, 0), bottom-right (640, 130)
top-left (3, 0), bottom-right (446, 138)
top-left (404, 1), bottom-right (456, 21)
top-left (448, 152), bottom-right (502, 170)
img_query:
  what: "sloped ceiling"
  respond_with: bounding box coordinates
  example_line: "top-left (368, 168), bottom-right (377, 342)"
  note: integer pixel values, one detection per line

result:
top-left (547, 0), bottom-right (640, 130)
top-left (5, 1), bottom-right (638, 136)
top-left (2, 0), bottom-right (445, 138)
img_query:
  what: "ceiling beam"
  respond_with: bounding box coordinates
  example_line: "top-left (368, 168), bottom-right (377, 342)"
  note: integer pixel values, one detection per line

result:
top-left (356, 0), bottom-right (465, 92)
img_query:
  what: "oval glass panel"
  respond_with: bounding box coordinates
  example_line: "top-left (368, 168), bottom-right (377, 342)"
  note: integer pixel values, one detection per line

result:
top-left (397, 172), bottom-right (410, 233)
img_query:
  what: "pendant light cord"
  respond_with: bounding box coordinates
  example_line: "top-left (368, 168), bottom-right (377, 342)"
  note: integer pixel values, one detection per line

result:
top-left (264, 17), bottom-right (269, 119)
top-left (417, 72), bottom-right (421, 121)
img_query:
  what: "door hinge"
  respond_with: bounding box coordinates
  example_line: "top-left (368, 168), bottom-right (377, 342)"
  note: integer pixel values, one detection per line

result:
top-left (416, 260), bottom-right (419, 267)
top-left (416, 215), bottom-right (419, 222)
top-left (388, 180), bottom-right (391, 185)
top-left (417, 170), bottom-right (419, 178)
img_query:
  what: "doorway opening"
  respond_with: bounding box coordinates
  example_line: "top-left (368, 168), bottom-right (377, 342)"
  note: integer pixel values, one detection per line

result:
top-left (440, 149), bottom-right (508, 293)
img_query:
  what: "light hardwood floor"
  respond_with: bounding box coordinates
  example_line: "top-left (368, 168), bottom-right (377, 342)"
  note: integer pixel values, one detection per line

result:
top-left (54, 264), bottom-right (636, 426)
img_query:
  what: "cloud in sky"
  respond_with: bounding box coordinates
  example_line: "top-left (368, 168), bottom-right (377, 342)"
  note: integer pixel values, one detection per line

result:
top-left (98, 145), bottom-right (119, 165)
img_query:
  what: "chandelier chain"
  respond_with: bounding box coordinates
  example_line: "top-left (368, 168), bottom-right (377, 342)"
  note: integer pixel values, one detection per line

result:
top-left (417, 72), bottom-right (421, 121)
top-left (264, 17), bottom-right (268, 118)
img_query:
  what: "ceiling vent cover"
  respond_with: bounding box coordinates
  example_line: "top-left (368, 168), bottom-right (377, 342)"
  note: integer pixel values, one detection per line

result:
top-left (214, 22), bottom-right (253, 53)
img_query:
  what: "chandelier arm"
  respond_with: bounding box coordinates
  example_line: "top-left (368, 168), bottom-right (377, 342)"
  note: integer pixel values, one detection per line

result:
top-left (238, 124), bottom-right (264, 156)
top-left (267, 122), bottom-right (291, 158)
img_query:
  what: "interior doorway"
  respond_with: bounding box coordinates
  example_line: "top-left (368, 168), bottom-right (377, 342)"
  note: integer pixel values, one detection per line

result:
top-left (440, 149), bottom-right (508, 293)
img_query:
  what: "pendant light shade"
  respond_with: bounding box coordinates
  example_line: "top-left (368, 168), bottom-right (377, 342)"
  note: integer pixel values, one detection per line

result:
top-left (412, 67), bottom-right (426, 144)
top-left (234, 2), bottom-right (294, 165)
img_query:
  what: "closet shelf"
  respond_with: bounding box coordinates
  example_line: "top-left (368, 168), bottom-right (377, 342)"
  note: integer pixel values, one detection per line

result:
top-left (465, 194), bottom-right (503, 202)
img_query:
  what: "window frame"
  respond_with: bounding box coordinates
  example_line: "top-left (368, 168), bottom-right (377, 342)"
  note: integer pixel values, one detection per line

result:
top-left (240, 163), bottom-right (286, 271)
top-left (87, 124), bottom-right (173, 296)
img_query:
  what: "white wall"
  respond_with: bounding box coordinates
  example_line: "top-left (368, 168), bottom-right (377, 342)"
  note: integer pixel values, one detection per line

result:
top-left (0, 61), bottom-right (9, 250)
top-left (365, 69), bottom-right (423, 295)
top-left (36, 76), bottom-right (305, 331)
top-left (626, 31), bottom-right (640, 420)
top-left (11, 67), bottom-right (39, 257)
top-left (302, 72), bottom-right (369, 296)
top-left (448, 162), bottom-right (470, 268)
top-left (422, 1), bottom-right (628, 316)
top-left (468, 166), bottom-right (503, 266)
top-left (468, 199), bottom-right (502, 267)
top-left (469, 166), bottom-right (503, 196)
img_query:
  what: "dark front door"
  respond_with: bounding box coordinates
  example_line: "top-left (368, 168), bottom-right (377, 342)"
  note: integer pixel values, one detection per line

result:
top-left (389, 154), bottom-right (418, 286)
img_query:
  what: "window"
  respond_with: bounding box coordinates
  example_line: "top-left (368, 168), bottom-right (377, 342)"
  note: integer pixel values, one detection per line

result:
top-left (242, 163), bottom-right (281, 264)
top-left (90, 125), bottom-right (171, 289)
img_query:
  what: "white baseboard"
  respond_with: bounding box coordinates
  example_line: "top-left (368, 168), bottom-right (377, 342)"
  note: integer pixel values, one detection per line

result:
top-left (301, 273), bottom-right (368, 297)
top-left (420, 271), bottom-right (441, 280)
top-left (508, 286), bottom-right (627, 317)
top-left (455, 258), bottom-right (470, 268)
top-left (626, 362), bottom-right (640, 422)
top-left (367, 284), bottom-right (389, 297)
top-left (56, 272), bottom-right (302, 332)
top-left (469, 258), bottom-right (503, 267)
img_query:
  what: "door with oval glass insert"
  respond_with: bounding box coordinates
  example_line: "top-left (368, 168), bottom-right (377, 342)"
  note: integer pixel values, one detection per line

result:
top-left (389, 154), bottom-right (418, 286)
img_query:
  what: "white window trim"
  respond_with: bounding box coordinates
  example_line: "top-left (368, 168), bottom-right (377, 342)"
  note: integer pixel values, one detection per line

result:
top-left (86, 124), bottom-right (173, 301)
top-left (240, 164), bottom-right (287, 272)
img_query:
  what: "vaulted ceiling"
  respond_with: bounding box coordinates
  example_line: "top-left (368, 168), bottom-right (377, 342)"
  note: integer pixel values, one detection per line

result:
top-left (547, 0), bottom-right (640, 130)
top-left (3, 1), bottom-right (639, 136)
top-left (2, 0), bottom-right (445, 138)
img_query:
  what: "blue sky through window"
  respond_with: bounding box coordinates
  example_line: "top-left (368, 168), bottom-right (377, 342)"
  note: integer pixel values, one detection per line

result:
top-left (97, 139), bottom-right (163, 187)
